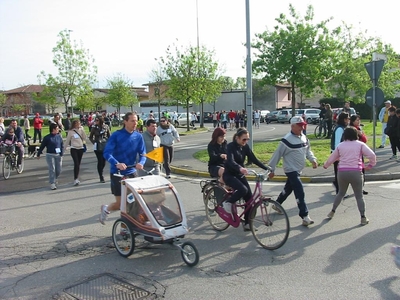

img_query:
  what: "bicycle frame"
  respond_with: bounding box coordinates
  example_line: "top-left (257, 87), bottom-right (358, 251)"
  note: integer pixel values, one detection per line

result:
top-left (215, 171), bottom-right (269, 227)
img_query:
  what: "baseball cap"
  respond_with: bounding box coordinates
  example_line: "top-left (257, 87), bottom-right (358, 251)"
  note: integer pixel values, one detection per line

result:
top-left (290, 116), bottom-right (307, 125)
top-left (385, 100), bottom-right (391, 104)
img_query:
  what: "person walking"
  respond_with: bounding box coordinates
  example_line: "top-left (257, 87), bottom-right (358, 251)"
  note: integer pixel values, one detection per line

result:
top-left (350, 114), bottom-right (369, 195)
top-left (65, 119), bottom-right (87, 186)
top-left (385, 106), bottom-right (399, 160)
top-left (323, 127), bottom-right (376, 225)
top-left (156, 116), bottom-right (180, 179)
top-left (138, 118), bottom-right (161, 176)
top-left (207, 127), bottom-right (227, 181)
top-left (268, 116), bottom-right (318, 226)
top-left (37, 123), bottom-right (63, 190)
top-left (99, 112), bottom-right (146, 225)
top-left (331, 112), bottom-right (350, 194)
top-left (49, 113), bottom-right (64, 133)
top-left (0, 117), bottom-right (5, 137)
top-left (325, 104), bottom-right (334, 139)
top-left (63, 113), bottom-right (72, 138)
top-left (378, 100), bottom-right (392, 148)
top-left (33, 113), bottom-right (44, 143)
top-left (221, 127), bottom-right (269, 230)
top-left (318, 102), bottom-right (326, 137)
top-left (89, 116), bottom-right (111, 183)
top-left (23, 115), bottom-right (31, 139)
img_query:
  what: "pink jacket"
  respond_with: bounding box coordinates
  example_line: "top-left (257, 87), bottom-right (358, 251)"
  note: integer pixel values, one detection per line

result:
top-left (324, 140), bottom-right (376, 171)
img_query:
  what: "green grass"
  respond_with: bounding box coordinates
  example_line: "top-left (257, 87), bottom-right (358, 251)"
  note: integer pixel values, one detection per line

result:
top-left (194, 120), bottom-right (381, 167)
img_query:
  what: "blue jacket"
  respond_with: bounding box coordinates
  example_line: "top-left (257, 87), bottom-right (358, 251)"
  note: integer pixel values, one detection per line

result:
top-left (103, 128), bottom-right (146, 175)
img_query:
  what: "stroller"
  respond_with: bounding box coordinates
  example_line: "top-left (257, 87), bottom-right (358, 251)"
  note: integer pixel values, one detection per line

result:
top-left (112, 174), bottom-right (199, 267)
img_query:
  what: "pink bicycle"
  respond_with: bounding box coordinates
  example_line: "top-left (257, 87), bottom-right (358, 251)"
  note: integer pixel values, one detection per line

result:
top-left (203, 169), bottom-right (290, 250)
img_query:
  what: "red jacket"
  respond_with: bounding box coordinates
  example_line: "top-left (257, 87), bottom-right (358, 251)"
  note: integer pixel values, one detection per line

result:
top-left (33, 117), bottom-right (43, 129)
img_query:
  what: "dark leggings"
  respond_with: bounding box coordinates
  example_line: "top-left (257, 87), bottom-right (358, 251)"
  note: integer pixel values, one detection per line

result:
top-left (223, 173), bottom-right (252, 223)
top-left (161, 144), bottom-right (174, 176)
top-left (389, 136), bottom-right (400, 155)
top-left (94, 150), bottom-right (106, 177)
top-left (70, 148), bottom-right (84, 180)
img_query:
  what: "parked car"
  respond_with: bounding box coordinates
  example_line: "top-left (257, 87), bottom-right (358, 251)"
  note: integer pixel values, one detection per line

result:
top-left (277, 109), bottom-right (298, 123)
top-left (259, 110), bottom-right (270, 122)
top-left (265, 111), bottom-right (279, 123)
top-left (174, 113), bottom-right (189, 127)
top-left (295, 109), bottom-right (321, 124)
top-left (202, 112), bottom-right (213, 123)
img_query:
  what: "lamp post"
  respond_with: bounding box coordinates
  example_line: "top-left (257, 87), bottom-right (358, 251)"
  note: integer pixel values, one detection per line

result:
top-left (245, 0), bottom-right (253, 149)
top-left (67, 29), bottom-right (73, 115)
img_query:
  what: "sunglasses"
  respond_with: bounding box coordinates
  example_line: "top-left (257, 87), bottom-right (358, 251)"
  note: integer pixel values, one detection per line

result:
top-left (160, 120), bottom-right (166, 122)
top-left (241, 138), bottom-right (250, 141)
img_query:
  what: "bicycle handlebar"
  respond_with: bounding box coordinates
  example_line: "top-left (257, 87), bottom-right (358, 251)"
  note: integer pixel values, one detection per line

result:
top-left (113, 164), bottom-right (155, 177)
top-left (248, 167), bottom-right (272, 181)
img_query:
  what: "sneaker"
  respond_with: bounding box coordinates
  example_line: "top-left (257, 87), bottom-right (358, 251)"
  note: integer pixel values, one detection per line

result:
top-left (363, 190), bottom-right (368, 195)
top-left (343, 194), bottom-right (351, 199)
top-left (378, 145), bottom-right (384, 148)
top-left (50, 183), bottom-right (57, 190)
top-left (73, 179), bottom-right (80, 186)
top-left (166, 175), bottom-right (171, 179)
top-left (100, 176), bottom-right (105, 183)
top-left (361, 217), bottom-right (369, 225)
top-left (272, 204), bottom-right (283, 215)
top-left (243, 223), bottom-right (251, 231)
top-left (222, 201), bottom-right (232, 215)
top-left (99, 205), bottom-right (110, 225)
top-left (327, 210), bottom-right (335, 219)
top-left (302, 216), bottom-right (314, 226)
top-left (389, 155), bottom-right (397, 160)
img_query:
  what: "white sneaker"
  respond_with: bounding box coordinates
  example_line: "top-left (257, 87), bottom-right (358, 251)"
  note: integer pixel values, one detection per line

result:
top-left (302, 215), bottom-right (314, 226)
top-left (390, 155), bottom-right (397, 160)
top-left (99, 205), bottom-right (110, 225)
top-left (222, 201), bottom-right (232, 215)
top-left (73, 179), bottom-right (80, 186)
top-left (50, 183), bottom-right (57, 190)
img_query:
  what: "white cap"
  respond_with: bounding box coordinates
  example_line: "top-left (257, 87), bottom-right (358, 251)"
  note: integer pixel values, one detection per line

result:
top-left (290, 116), bottom-right (307, 125)
top-left (385, 100), bottom-right (391, 104)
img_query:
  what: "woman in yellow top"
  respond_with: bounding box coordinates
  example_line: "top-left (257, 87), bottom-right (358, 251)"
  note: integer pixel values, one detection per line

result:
top-left (65, 119), bottom-right (87, 186)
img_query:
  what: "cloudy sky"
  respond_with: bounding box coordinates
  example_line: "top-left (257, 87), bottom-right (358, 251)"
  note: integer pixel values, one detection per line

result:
top-left (0, 0), bottom-right (398, 91)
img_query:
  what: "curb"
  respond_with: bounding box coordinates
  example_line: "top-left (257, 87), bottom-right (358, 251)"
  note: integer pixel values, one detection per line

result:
top-left (170, 165), bottom-right (400, 183)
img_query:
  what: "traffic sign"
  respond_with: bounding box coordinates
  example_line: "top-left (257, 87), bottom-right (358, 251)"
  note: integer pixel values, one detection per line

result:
top-left (365, 87), bottom-right (384, 107)
top-left (365, 60), bottom-right (385, 81)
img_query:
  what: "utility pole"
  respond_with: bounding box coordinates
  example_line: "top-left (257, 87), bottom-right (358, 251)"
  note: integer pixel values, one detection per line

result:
top-left (245, 0), bottom-right (253, 149)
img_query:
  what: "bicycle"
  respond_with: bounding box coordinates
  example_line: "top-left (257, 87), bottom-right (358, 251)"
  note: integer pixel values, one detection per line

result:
top-left (314, 122), bottom-right (336, 139)
top-left (202, 169), bottom-right (290, 250)
top-left (1, 144), bottom-right (24, 179)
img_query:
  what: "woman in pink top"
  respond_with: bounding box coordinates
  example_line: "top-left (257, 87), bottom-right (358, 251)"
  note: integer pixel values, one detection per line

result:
top-left (323, 127), bottom-right (376, 225)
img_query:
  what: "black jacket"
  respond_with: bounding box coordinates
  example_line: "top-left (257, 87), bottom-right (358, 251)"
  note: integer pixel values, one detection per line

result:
top-left (224, 141), bottom-right (267, 176)
top-left (385, 115), bottom-right (398, 137)
top-left (207, 140), bottom-right (227, 167)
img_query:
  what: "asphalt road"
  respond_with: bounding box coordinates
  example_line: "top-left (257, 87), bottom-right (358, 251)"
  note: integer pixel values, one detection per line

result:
top-left (1, 175), bottom-right (400, 299)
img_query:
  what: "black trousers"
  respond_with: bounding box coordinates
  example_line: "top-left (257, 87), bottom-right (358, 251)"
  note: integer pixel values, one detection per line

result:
top-left (70, 148), bottom-right (84, 180)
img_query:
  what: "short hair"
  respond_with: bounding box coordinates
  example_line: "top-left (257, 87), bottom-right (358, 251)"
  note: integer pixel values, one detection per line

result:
top-left (50, 123), bottom-right (58, 131)
top-left (10, 119), bottom-right (17, 123)
top-left (146, 119), bottom-right (157, 127)
top-left (389, 106), bottom-right (396, 112)
top-left (342, 127), bottom-right (358, 141)
top-left (396, 108), bottom-right (400, 114)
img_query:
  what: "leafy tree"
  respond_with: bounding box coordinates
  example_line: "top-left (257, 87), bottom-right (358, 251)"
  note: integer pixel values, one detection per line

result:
top-left (160, 43), bottom-right (224, 130)
top-left (32, 86), bottom-right (59, 113)
top-left (0, 93), bottom-right (6, 116)
top-left (149, 63), bottom-right (168, 119)
top-left (252, 4), bottom-right (340, 115)
top-left (38, 29), bottom-right (98, 113)
top-left (106, 74), bottom-right (137, 118)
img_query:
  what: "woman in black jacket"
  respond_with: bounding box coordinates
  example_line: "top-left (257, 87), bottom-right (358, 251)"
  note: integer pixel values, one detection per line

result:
top-left (222, 127), bottom-right (269, 230)
top-left (207, 127), bottom-right (227, 180)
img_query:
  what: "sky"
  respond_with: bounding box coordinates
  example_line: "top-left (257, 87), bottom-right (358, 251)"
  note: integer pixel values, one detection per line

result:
top-left (0, 0), bottom-right (398, 91)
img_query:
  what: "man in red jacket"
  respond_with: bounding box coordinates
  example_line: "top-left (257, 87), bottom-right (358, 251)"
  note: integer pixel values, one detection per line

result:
top-left (33, 113), bottom-right (44, 143)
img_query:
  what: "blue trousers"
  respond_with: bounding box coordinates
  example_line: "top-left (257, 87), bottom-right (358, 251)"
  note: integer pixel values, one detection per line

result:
top-left (276, 171), bottom-right (309, 218)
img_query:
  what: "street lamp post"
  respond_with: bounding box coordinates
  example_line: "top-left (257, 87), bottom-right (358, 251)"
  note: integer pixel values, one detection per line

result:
top-left (245, 0), bottom-right (253, 149)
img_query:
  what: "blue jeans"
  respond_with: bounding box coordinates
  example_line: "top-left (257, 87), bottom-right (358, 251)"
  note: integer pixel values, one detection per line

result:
top-left (45, 153), bottom-right (62, 184)
top-left (276, 171), bottom-right (309, 218)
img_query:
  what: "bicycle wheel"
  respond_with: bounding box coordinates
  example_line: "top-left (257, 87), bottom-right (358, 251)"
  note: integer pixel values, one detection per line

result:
top-left (3, 155), bottom-right (11, 179)
top-left (204, 186), bottom-right (230, 231)
top-left (249, 199), bottom-right (290, 250)
top-left (16, 155), bottom-right (24, 174)
top-left (180, 241), bottom-right (200, 267)
top-left (112, 218), bottom-right (135, 257)
top-left (314, 125), bottom-right (322, 139)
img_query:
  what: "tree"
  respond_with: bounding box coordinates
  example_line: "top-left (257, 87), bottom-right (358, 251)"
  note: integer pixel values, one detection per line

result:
top-left (106, 74), bottom-right (137, 118)
top-left (0, 93), bottom-right (6, 116)
top-left (160, 43), bottom-right (224, 130)
top-left (32, 86), bottom-right (59, 114)
top-left (149, 63), bottom-right (168, 119)
top-left (252, 4), bottom-right (340, 115)
top-left (38, 29), bottom-right (98, 114)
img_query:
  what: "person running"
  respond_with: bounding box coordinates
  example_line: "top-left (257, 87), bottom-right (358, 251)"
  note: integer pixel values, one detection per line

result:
top-left (222, 127), bottom-right (269, 231)
top-left (65, 119), bottom-right (87, 186)
top-left (323, 127), bottom-right (376, 225)
top-left (138, 118), bottom-right (161, 176)
top-left (99, 112), bottom-right (146, 225)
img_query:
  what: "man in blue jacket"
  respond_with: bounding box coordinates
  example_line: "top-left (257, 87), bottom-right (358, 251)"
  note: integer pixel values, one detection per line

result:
top-left (99, 112), bottom-right (146, 224)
